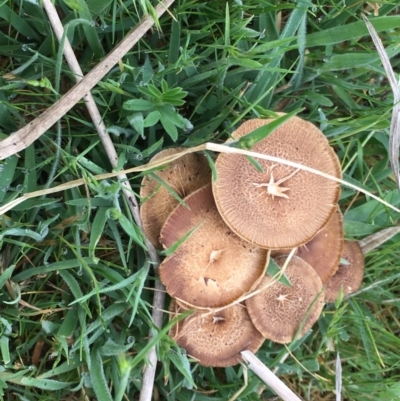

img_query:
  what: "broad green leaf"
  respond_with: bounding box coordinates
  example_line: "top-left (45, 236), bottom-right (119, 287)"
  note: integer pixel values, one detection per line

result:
top-left (69, 270), bottom-right (142, 305)
top-left (161, 222), bottom-right (204, 257)
top-left (12, 258), bottom-right (97, 282)
top-left (20, 377), bottom-right (71, 390)
top-left (160, 114), bottom-right (178, 141)
top-left (228, 57), bottom-right (263, 69)
top-left (0, 5), bottom-right (40, 41)
top-left (98, 338), bottom-right (135, 356)
top-left (141, 137), bottom-right (163, 158)
top-left (0, 155), bottom-right (18, 203)
top-left (118, 214), bottom-right (145, 249)
top-left (233, 109), bottom-right (302, 149)
top-left (266, 258), bottom-right (291, 286)
top-left (128, 113), bottom-right (144, 137)
top-left (129, 309), bottom-right (192, 370)
top-left (58, 308), bottom-right (79, 338)
top-left (344, 221), bottom-right (383, 237)
top-left (168, 349), bottom-right (195, 389)
top-left (142, 55), bottom-right (154, 84)
top-left (59, 270), bottom-right (91, 317)
top-left (139, 84), bottom-right (163, 99)
top-left (321, 46), bottom-right (400, 71)
top-left (204, 151), bottom-right (218, 182)
top-left (85, 0), bottom-right (114, 16)
top-left (307, 16), bottom-right (400, 47)
top-left (246, 156), bottom-right (264, 173)
top-left (123, 99), bottom-right (154, 111)
top-left (143, 110), bottom-right (161, 128)
top-left (158, 105), bottom-right (187, 128)
top-left (0, 227), bottom-right (47, 242)
top-left (75, 0), bottom-right (104, 58)
top-left (0, 265), bottom-right (15, 291)
top-left (89, 207), bottom-right (109, 259)
top-left (0, 336), bottom-right (10, 365)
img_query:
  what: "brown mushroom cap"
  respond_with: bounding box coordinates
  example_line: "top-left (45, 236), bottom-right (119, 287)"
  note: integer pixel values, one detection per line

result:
top-left (140, 148), bottom-right (211, 247)
top-left (273, 206), bottom-right (344, 283)
top-left (212, 116), bottom-right (342, 249)
top-left (325, 240), bottom-right (365, 303)
top-left (160, 185), bottom-right (268, 308)
top-left (170, 301), bottom-right (265, 367)
top-left (245, 255), bottom-right (325, 344)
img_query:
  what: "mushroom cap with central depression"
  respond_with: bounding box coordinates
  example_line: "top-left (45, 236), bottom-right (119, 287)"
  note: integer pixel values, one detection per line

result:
top-left (140, 148), bottom-right (211, 248)
top-left (170, 301), bottom-right (265, 367)
top-left (160, 185), bottom-right (268, 308)
top-left (246, 255), bottom-right (324, 343)
top-left (212, 116), bottom-right (342, 249)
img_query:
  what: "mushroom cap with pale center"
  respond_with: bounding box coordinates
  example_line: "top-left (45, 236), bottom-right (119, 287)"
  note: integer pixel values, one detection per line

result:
top-left (325, 240), bottom-right (364, 302)
top-left (160, 185), bottom-right (268, 308)
top-left (140, 148), bottom-right (211, 247)
top-left (170, 300), bottom-right (265, 367)
top-left (245, 255), bottom-right (324, 344)
top-left (212, 116), bottom-right (342, 249)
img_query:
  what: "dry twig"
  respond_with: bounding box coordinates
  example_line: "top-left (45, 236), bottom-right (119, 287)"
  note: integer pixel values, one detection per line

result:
top-left (241, 350), bottom-right (303, 401)
top-left (0, 0), bottom-right (176, 161)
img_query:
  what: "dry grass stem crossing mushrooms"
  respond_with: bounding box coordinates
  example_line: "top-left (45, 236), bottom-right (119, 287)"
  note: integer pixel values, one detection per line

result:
top-left (169, 300), bottom-right (265, 367)
top-left (245, 255), bottom-right (325, 344)
top-left (140, 148), bottom-right (211, 247)
top-left (159, 185), bottom-right (268, 308)
top-left (325, 240), bottom-right (365, 302)
top-left (212, 116), bottom-right (342, 249)
top-left (273, 207), bottom-right (344, 283)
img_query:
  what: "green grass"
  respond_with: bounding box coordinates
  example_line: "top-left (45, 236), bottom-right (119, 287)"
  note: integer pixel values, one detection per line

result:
top-left (1, 0), bottom-right (400, 400)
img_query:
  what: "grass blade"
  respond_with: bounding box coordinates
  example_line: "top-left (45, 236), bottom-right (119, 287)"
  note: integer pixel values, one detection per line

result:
top-left (362, 15), bottom-right (400, 191)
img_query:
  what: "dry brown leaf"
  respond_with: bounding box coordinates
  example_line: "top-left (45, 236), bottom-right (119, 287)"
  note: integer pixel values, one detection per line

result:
top-left (359, 226), bottom-right (400, 254)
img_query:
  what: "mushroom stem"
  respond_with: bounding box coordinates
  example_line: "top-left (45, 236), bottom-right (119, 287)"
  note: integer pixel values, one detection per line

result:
top-left (241, 350), bottom-right (304, 401)
top-left (209, 249), bottom-right (225, 263)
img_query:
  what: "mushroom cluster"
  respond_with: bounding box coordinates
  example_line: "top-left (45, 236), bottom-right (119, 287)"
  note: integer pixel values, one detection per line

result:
top-left (139, 115), bottom-right (365, 367)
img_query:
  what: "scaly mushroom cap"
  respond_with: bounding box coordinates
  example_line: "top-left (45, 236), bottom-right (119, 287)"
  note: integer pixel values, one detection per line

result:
top-left (212, 116), bottom-right (342, 249)
top-left (325, 240), bottom-right (364, 302)
top-left (140, 148), bottom-right (211, 248)
top-left (170, 301), bottom-right (265, 367)
top-left (246, 255), bottom-right (325, 344)
top-left (273, 207), bottom-right (344, 283)
top-left (160, 185), bottom-right (268, 308)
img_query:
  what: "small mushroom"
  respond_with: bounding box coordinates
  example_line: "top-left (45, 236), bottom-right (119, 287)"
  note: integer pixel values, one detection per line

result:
top-left (246, 255), bottom-right (325, 344)
top-left (140, 148), bottom-right (211, 247)
top-left (324, 240), bottom-right (365, 303)
top-left (273, 207), bottom-right (344, 283)
top-left (170, 300), bottom-right (265, 367)
top-left (160, 185), bottom-right (268, 308)
top-left (212, 116), bottom-right (342, 249)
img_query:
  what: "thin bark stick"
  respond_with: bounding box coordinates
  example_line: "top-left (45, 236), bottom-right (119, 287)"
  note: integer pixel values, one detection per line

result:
top-left (0, 0), bottom-right (175, 161)
top-left (241, 351), bottom-right (303, 401)
top-left (41, 2), bottom-right (173, 401)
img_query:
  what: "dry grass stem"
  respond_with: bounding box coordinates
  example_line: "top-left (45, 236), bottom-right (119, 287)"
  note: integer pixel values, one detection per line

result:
top-left (2, 144), bottom-right (399, 217)
top-left (241, 350), bottom-right (304, 401)
top-left (362, 15), bottom-right (400, 190)
top-left (0, 0), bottom-right (176, 161)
